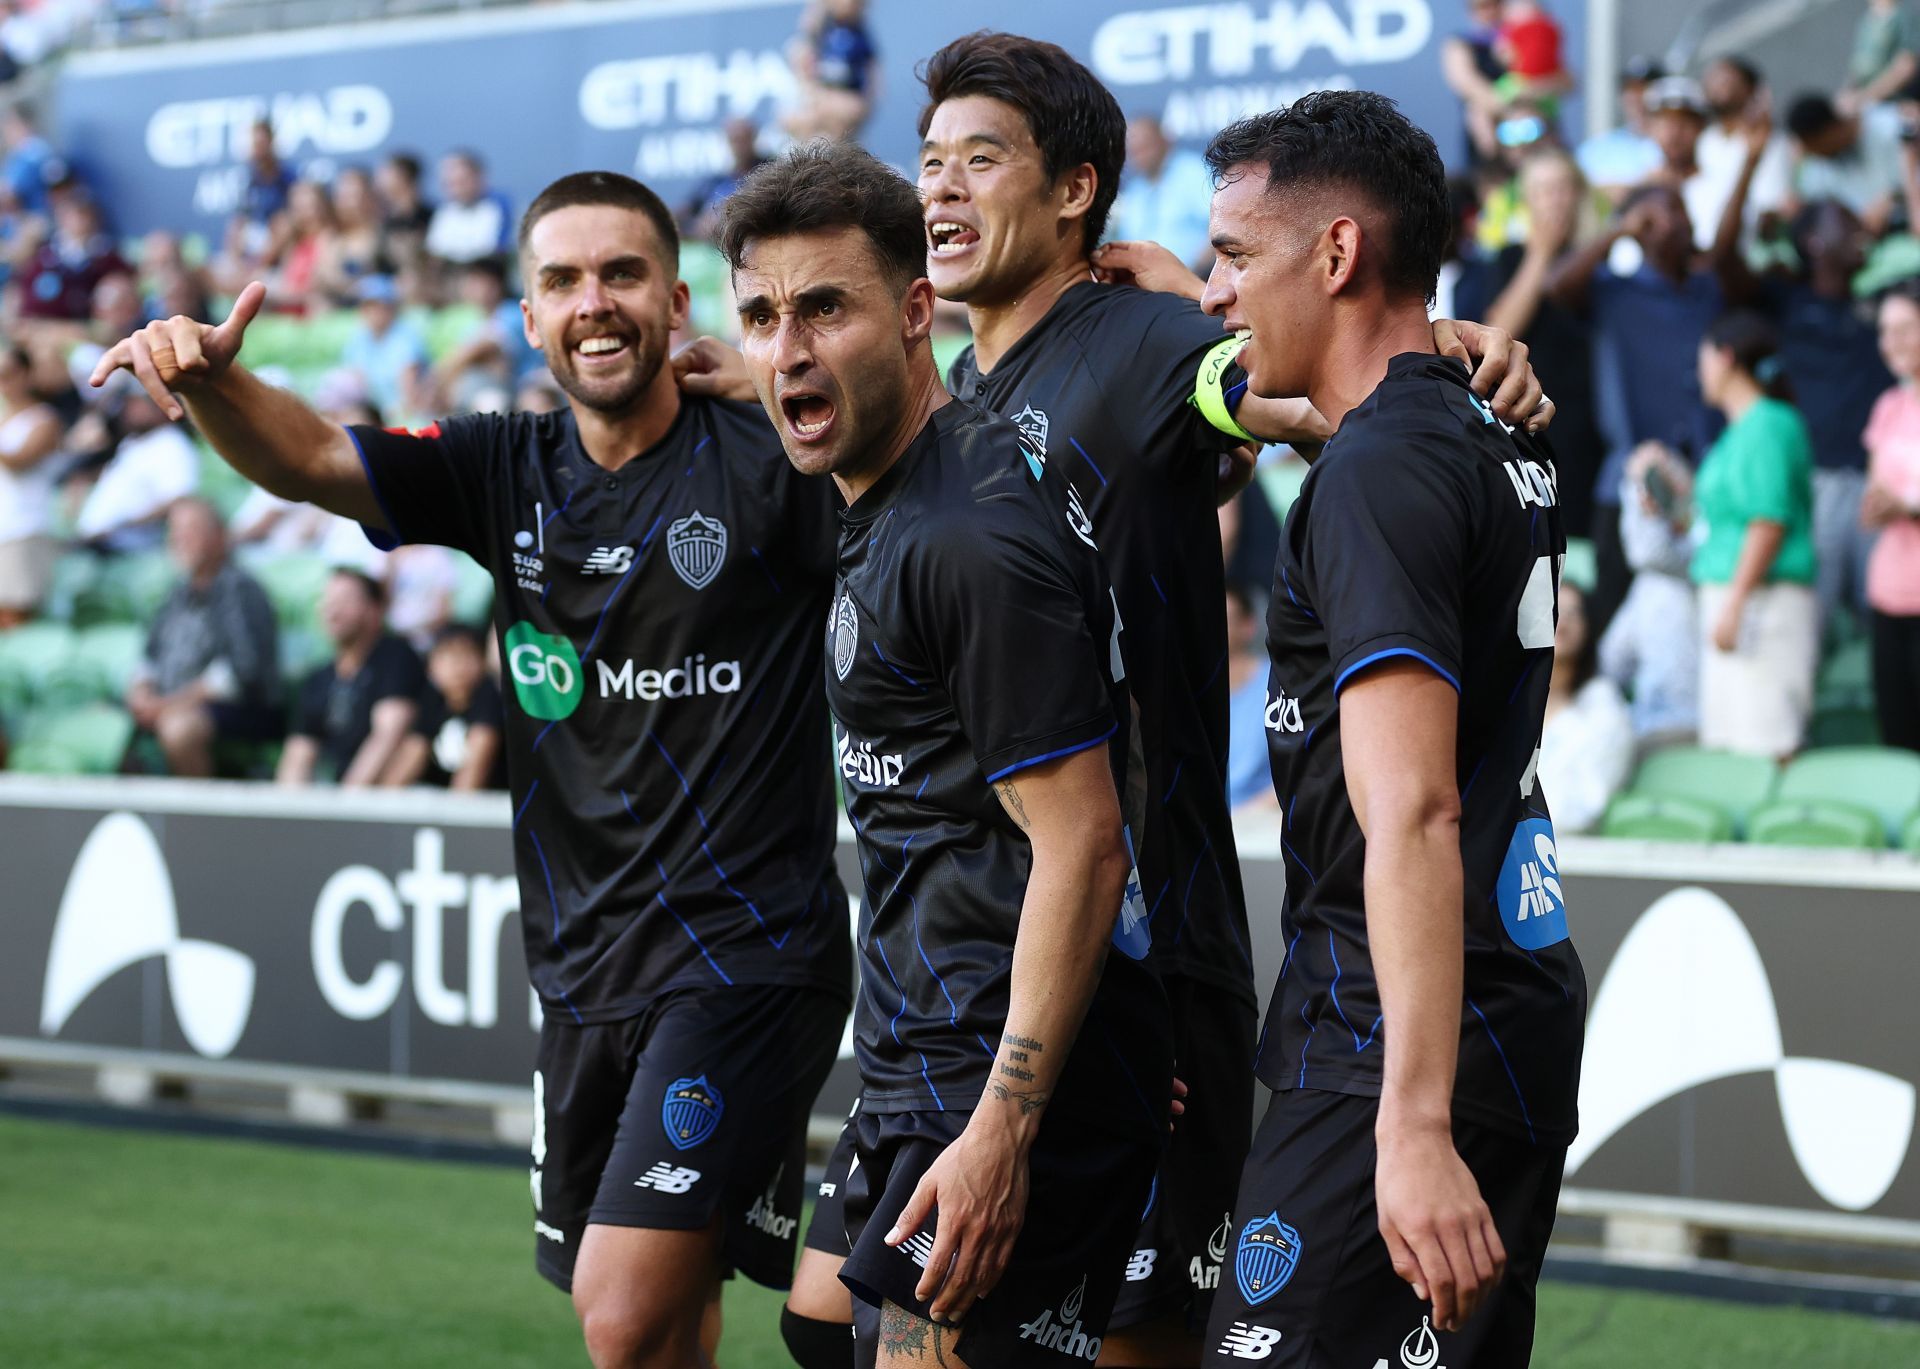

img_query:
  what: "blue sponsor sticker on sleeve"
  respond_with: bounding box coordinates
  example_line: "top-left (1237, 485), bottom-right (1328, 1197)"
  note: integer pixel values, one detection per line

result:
top-left (1497, 817), bottom-right (1571, 949)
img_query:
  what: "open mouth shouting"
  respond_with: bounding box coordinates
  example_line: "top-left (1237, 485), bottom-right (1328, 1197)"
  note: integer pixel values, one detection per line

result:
top-left (778, 385), bottom-right (838, 444)
top-left (927, 218), bottom-right (981, 258)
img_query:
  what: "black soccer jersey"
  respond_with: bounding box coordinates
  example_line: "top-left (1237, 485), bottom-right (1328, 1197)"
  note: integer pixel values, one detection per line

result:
top-left (1258, 353), bottom-right (1587, 1144)
top-left (349, 398), bottom-right (850, 1023)
top-left (949, 281), bottom-right (1254, 1004)
top-left (826, 398), bottom-right (1170, 1135)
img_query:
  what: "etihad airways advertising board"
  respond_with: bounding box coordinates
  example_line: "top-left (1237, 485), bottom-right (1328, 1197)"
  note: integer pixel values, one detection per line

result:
top-left (54, 0), bottom-right (1583, 240)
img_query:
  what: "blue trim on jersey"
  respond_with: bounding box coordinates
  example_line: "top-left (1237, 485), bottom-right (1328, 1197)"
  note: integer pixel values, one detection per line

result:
top-left (649, 732), bottom-right (712, 832)
top-left (1171, 834), bottom-right (1212, 947)
top-left (512, 779), bottom-right (539, 829)
top-left (685, 433), bottom-right (710, 478)
top-left (1225, 378), bottom-right (1248, 409)
top-left (580, 539), bottom-right (648, 664)
top-left (1161, 758), bottom-right (1186, 805)
top-left (870, 639), bottom-right (926, 691)
top-left (1326, 931), bottom-right (1381, 1053)
top-left (1276, 927), bottom-right (1303, 985)
top-left (541, 489), bottom-right (576, 529)
top-left (700, 841), bottom-right (788, 950)
top-left (1199, 646), bottom-right (1229, 695)
top-left (872, 930), bottom-right (943, 1110)
top-left (1461, 755), bottom-right (1489, 802)
top-left (1279, 564), bottom-right (1318, 623)
top-left (748, 545), bottom-right (782, 594)
top-left (532, 719), bottom-right (559, 753)
top-left (1148, 572), bottom-right (1168, 605)
top-left (1466, 996), bottom-right (1536, 1143)
top-left (982, 721), bottom-right (1117, 783)
top-left (345, 426), bottom-right (404, 552)
top-left (1068, 436), bottom-right (1109, 488)
top-left (1506, 658), bottom-right (1538, 707)
top-left (1279, 833), bottom-right (1317, 886)
top-left (1334, 647), bottom-right (1461, 695)
top-left (914, 775), bottom-right (929, 800)
top-left (654, 858), bottom-right (736, 986)
top-left (1296, 1001), bottom-right (1317, 1088)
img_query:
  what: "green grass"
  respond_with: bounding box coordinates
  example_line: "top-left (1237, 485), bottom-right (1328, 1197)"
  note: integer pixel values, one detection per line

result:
top-left (1, 1114), bottom-right (1917, 1367)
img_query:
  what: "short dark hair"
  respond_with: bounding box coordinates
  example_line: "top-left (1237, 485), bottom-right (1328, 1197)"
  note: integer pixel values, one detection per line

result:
top-left (1706, 308), bottom-right (1793, 401)
top-left (447, 147), bottom-right (485, 173)
top-left (432, 623), bottom-right (486, 655)
top-left (1205, 90), bottom-right (1449, 305)
top-left (1786, 93), bottom-right (1842, 142)
top-left (719, 140), bottom-right (926, 292)
top-left (918, 31), bottom-right (1125, 254)
top-left (330, 567), bottom-right (387, 607)
top-left (518, 171), bottom-right (680, 267)
top-left (1711, 55), bottom-right (1763, 91)
top-left (1618, 181), bottom-right (1683, 217)
top-left (385, 151), bottom-right (422, 184)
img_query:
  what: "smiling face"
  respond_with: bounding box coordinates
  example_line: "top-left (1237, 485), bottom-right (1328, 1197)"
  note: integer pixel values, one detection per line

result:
top-left (1880, 293), bottom-right (1920, 381)
top-left (520, 203), bottom-right (688, 417)
top-left (1200, 166), bottom-right (1325, 400)
top-left (735, 225), bottom-right (933, 485)
top-left (919, 94), bottom-right (1089, 306)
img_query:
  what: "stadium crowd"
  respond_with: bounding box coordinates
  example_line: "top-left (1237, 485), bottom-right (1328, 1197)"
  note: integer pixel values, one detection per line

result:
top-left (0, 0), bottom-right (1916, 847)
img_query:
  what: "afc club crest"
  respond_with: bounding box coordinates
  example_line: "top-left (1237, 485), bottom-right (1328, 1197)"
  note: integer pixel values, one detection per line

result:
top-left (1013, 403), bottom-right (1050, 459)
top-left (661, 1075), bottom-right (725, 1150)
top-left (667, 511), bottom-right (728, 591)
top-left (832, 593), bottom-right (860, 681)
top-left (1235, 1212), bottom-right (1302, 1306)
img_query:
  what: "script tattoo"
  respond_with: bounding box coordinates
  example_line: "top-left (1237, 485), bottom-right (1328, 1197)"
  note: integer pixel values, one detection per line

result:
top-left (994, 778), bottom-right (1031, 831)
top-left (880, 1300), bottom-right (957, 1366)
top-left (998, 1032), bottom-right (1043, 1084)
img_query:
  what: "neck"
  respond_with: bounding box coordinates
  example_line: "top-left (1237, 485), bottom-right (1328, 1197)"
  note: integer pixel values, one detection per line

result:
top-left (833, 356), bottom-right (952, 506)
top-left (1808, 263), bottom-right (1851, 298)
top-left (965, 252), bottom-right (1089, 373)
top-left (1722, 373), bottom-right (1765, 419)
top-left (568, 364), bottom-right (683, 472)
top-left (190, 559), bottom-right (224, 591)
top-left (337, 629), bottom-right (379, 674)
top-left (1306, 299), bottom-right (1437, 432)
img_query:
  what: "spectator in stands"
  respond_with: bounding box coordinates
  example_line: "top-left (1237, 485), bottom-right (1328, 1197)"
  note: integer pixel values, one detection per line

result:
top-left (1441, 0), bottom-right (1512, 167)
top-left (1471, 92), bottom-right (1565, 251)
top-left (1842, 0), bottom-right (1920, 113)
top-left (1712, 108), bottom-right (1890, 632)
top-left (374, 150), bottom-right (433, 275)
top-left (1109, 113), bottom-right (1215, 273)
top-left (1642, 76), bottom-right (1708, 193)
top-left (1694, 57), bottom-right (1792, 252)
top-left (312, 165), bottom-right (382, 308)
top-left (14, 186), bottom-right (129, 323)
top-left (340, 274), bottom-right (427, 422)
top-left (277, 568), bottom-right (426, 787)
top-left (1462, 147), bottom-right (1606, 536)
top-left (428, 258), bottom-right (535, 410)
top-left (234, 117), bottom-right (293, 264)
top-left (0, 340), bottom-right (64, 627)
top-left (135, 230), bottom-right (209, 324)
top-left (680, 118), bottom-right (768, 244)
top-left (1599, 442), bottom-right (1701, 747)
top-left (1787, 92), bottom-right (1905, 234)
top-left (126, 498), bottom-right (281, 777)
top-left (424, 149), bottom-right (511, 269)
top-left (1540, 580), bottom-right (1635, 831)
top-left (1223, 580), bottom-right (1277, 815)
top-left (1550, 183), bottom-right (1723, 630)
top-left (1862, 282), bottom-right (1920, 752)
top-left (514, 374), bottom-right (563, 414)
top-left (1692, 310), bottom-right (1820, 759)
top-left (1577, 56), bottom-right (1664, 198)
top-left (784, 0), bottom-right (877, 142)
top-left (1492, 0), bottom-right (1572, 120)
top-left (1, 104), bottom-right (54, 217)
top-left (266, 180), bottom-right (336, 313)
top-left (0, 180), bottom-right (44, 294)
top-left (72, 388), bottom-right (197, 554)
top-left (385, 542), bottom-right (458, 653)
top-left (382, 624), bottom-right (506, 790)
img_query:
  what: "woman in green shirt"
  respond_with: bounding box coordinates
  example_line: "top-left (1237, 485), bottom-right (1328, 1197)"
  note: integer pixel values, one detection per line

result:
top-left (1692, 310), bottom-right (1820, 758)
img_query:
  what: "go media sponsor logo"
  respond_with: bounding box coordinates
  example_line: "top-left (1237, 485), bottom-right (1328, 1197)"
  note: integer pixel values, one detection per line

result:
top-left (597, 654), bottom-right (742, 703)
top-left (1017, 1275), bottom-right (1101, 1363)
top-left (837, 729), bottom-right (904, 789)
top-left (1264, 688), bottom-right (1304, 736)
top-left (506, 622), bottom-right (582, 721)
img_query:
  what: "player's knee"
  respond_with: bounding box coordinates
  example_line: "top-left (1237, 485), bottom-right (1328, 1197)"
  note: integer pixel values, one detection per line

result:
top-left (574, 1288), bottom-right (691, 1369)
top-left (781, 1305), bottom-right (855, 1369)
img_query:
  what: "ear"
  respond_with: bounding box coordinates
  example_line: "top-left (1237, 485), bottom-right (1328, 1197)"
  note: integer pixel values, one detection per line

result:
top-left (1322, 216), bottom-right (1363, 297)
top-left (520, 297), bottom-right (541, 352)
top-left (1057, 162), bottom-right (1099, 232)
top-left (901, 276), bottom-right (936, 346)
top-left (669, 277), bottom-right (692, 334)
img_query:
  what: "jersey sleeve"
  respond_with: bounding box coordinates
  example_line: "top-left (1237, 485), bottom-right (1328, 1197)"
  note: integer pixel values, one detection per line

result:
top-left (1134, 294), bottom-right (1250, 455)
top-left (346, 413), bottom-right (504, 561)
top-left (1301, 439), bottom-right (1472, 694)
top-left (914, 503), bottom-right (1117, 783)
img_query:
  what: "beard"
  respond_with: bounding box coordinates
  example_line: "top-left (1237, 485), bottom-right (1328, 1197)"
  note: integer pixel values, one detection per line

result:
top-left (546, 327), bottom-right (667, 415)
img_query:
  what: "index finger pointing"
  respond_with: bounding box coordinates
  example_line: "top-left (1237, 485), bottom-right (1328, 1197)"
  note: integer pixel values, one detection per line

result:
top-left (88, 340), bottom-right (131, 388)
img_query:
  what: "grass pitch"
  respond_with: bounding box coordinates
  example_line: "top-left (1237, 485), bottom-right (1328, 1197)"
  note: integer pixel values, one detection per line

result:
top-left (2, 1114), bottom-right (1916, 1367)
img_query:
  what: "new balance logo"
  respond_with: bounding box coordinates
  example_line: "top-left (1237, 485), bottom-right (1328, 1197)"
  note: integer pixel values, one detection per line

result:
top-left (583, 546), bottom-right (634, 575)
top-left (899, 1230), bottom-right (937, 1268)
top-left (535, 1220), bottom-right (566, 1245)
top-left (1124, 1248), bottom-right (1157, 1281)
top-left (1216, 1322), bottom-right (1283, 1359)
top-left (633, 1163), bottom-right (701, 1193)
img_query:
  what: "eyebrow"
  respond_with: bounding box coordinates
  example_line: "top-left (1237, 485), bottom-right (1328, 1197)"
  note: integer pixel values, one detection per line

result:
top-left (920, 131), bottom-right (1015, 156)
top-left (735, 283), bottom-right (855, 316)
top-left (1209, 233), bottom-right (1243, 251)
top-left (536, 254), bottom-right (651, 281)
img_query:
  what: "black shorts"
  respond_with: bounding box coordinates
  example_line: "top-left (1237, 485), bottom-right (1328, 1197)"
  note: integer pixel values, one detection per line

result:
top-left (531, 982), bottom-right (845, 1293)
top-left (1112, 974), bottom-right (1257, 1333)
top-left (840, 1106), bottom-right (1160, 1369)
top-left (1200, 1088), bottom-right (1566, 1367)
top-left (803, 1098), bottom-right (860, 1257)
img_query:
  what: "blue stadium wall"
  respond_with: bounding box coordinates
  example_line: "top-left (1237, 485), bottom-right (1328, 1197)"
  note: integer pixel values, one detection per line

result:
top-left (52, 0), bottom-right (1586, 242)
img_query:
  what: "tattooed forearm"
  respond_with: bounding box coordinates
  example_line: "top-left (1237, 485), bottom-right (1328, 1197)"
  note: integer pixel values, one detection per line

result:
top-left (995, 778), bottom-right (1031, 831)
top-left (998, 1031), bottom-right (1043, 1082)
top-left (986, 1079), bottom-right (1051, 1115)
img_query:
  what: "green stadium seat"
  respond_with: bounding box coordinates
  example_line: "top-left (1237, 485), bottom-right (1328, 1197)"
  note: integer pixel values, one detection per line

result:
top-left (196, 447), bottom-right (257, 522)
top-left (1776, 747), bottom-right (1920, 845)
top-left (423, 304), bottom-right (483, 363)
top-left (1561, 538), bottom-right (1597, 592)
top-left (1905, 811), bottom-right (1920, 857)
top-left (1747, 799), bottom-right (1886, 850)
top-left (254, 554), bottom-right (334, 629)
top-left (1626, 747), bottom-right (1778, 836)
top-left (41, 553), bottom-right (101, 625)
top-left (36, 657), bottom-right (111, 711)
top-left (0, 622), bottom-right (77, 704)
top-left (1600, 794), bottom-right (1734, 843)
top-left (1807, 706), bottom-right (1881, 749)
top-left (13, 704), bottom-right (135, 776)
top-left (73, 624), bottom-right (148, 697)
top-left (91, 552), bottom-right (178, 624)
top-left (0, 658), bottom-right (32, 727)
top-left (1816, 637), bottom-right (1874, 711)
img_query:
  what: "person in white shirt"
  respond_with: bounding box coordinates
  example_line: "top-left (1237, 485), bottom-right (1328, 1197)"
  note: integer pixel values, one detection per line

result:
top-left (1691, 56), bottom-right (1793, 252)
top-left (1540, 579), bottom-right (1636, 832)
top-left (0, 340), bottom-right (65, 625)
top-left (423, 149), bottom-right (512, 267)
top-left (1788, 93), bottom-right (1907, 234)
top-left (74, 389), bottom-right (198, 554)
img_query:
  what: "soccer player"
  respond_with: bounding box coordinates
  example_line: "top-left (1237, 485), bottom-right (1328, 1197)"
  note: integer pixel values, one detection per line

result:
top-left (723, 139), bottom-right (1174, 1369)
top-left (1195, 93), bottom-right (1586, 1367)
top-left (89, 171), bottom-right (850, 1369)
top-left (760, 33), bottom-right (1555, 1369)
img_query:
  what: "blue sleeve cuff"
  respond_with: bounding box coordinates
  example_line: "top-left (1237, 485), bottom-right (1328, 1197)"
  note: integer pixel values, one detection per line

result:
top-left (982, 719), bottom-right (1118, 783)
top-left (346, 425), bottom-right (405, 552)
top-left (1333, 646), bottom-right (1462, 695)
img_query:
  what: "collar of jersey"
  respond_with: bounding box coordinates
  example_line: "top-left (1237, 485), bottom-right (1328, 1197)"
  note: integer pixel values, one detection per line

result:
top-left (839, 400), bottom-right (965, 526)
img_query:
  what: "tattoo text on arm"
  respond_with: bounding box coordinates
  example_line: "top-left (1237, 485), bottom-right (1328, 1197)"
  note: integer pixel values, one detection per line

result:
top-left (994, 778), bottom-right (1031, 831)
